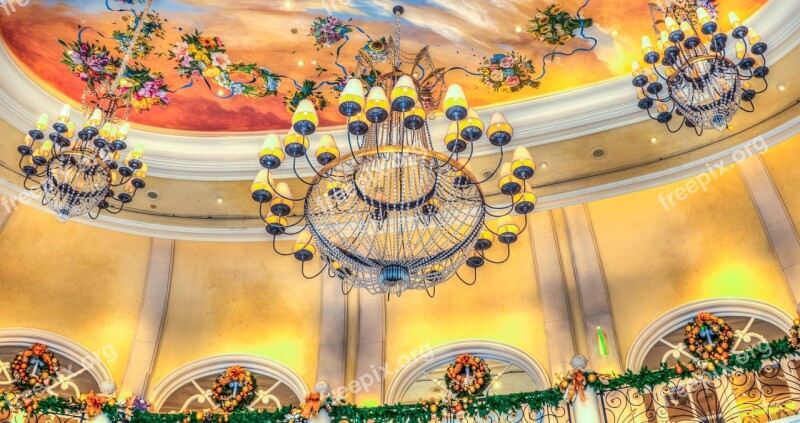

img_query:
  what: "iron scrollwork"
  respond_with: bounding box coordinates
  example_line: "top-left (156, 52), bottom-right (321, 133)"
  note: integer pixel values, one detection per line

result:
top-left (599, 357), bottom-right (800, 422)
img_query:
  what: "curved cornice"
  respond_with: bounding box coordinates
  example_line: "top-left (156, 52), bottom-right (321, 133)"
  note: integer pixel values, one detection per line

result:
top-left (0, 0), bottom-right (797, 181)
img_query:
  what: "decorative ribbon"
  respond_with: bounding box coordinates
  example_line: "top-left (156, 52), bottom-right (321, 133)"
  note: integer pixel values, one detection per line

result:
top-left (84, 391), bottom-right (107, 418)
top-left (300, 392), bottom-right (321, 419)
top-left (570, 370), bottom-right (587, 402)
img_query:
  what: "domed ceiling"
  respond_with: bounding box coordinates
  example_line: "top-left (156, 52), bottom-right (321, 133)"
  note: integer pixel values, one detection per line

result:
top-left (0, 0), bottom-right (767, 133)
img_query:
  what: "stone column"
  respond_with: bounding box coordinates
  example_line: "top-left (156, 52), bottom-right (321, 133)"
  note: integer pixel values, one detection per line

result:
top-left (563, 205), bottom-right (622, 373)
top-left (120, 238), bottom-right (174, 398)
top-left (739, 154), bottom-right (800, 303)
top-left (316, 274), bottom-right (348, 389)
top-left (529, 211), bottom-right (577, 375)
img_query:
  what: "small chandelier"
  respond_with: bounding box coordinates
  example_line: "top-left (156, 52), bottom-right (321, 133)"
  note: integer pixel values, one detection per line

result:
top-left (633, 2), bottom-right (769, 134)
top-left (251, 6), bottom-right (537, 297)
top-left (15, 3), bottom-right (152, 222)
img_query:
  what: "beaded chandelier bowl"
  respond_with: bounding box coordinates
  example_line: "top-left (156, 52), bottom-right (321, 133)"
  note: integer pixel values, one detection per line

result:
top-left (14, 1), bottom-right (154, 222)
top-left (633, 0), bottom-right (769, 134)
top-left (252, 6), bottom-right (537, 297)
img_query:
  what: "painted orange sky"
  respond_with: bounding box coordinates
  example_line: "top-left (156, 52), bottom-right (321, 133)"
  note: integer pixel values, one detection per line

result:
top-left (0, 0), bottom-right (767, 132)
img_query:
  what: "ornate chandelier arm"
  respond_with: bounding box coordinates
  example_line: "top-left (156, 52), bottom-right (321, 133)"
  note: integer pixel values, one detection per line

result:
top-left (344, 133), bottom-right (364, 166)
top-left (289, 156), bottom-right (322, 186)
top-left (478, 243), bottom-right (512, 265)
top-left (21, 175), bottom-right (44, 190)
top-left (454, 267), bottom-right (478, 286)
top-left (472, 145), bottom-right (506, 185)
top-left (638, 85), bottom-right (673, 104)
top-left (301, 260), bottom-right (329, 280)
top-left (269, 226), bottom-right (309, 256)
top-left (302, 153), bottom-right (328, 179)
top-left (265, 170), bottom-right (311, 202)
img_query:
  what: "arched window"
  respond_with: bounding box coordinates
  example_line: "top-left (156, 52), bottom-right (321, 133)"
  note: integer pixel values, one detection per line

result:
top-left (602, 298), bottom-right (799, 422)
top-left (386, 341), bottom-right (550, 404)
top-left (150, 354), bottom-right (308, 413)
top-left (0, 328), bottom-right (113, 398)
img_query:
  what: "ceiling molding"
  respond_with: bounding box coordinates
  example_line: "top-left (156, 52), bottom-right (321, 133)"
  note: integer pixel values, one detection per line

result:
top-left (0, 115), bottom-right (796, 241)
top-left (0, 0), bottom-right (797, 181)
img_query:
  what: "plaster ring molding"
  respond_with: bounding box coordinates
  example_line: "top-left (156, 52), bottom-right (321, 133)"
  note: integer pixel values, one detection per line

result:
top-left (0, 0), bottom-right (797, 181)
top-left (1, 116), bottom-right (797, 242)
top-left (625, 297), bottom-right (794, 371)
top-left (150, 354), bottom-right (309, 412)
top-left (0, 328), bottom-right (114, 386)
top-left (384, 340), bottom-right (550, 405)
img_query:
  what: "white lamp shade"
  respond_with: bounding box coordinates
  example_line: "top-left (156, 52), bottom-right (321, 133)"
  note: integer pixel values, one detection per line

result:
top-left (341, 78), bottom-right (365, 99)
top-left (367, 86), bottom-right (389, 103)
top-left (319, 134), bottom-right (337, 149)
top-left (275, 182), bottom-right (293, 198)
top-left (513, 146), bottom-right (532, 163)
top-left (445, 84), bottom-right (466, 102)
top-left (261, 134), bottom-right (282, 150)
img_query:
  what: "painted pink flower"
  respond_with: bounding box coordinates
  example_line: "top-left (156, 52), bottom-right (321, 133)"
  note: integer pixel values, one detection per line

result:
top-left (506, 76), bottom-right (521, 87)
top-left (488, 64), bottom-right (499, 71)
top-left (172, 41), bottom-right (189, 58)
top-left (490, 70), bottom-right (504, 82)
top-left (499, 56), bottom-right (515, 69)
top-left (210, 52), bottom-right (231, 68)
top-left (181, 55), bottom-right (194, 68)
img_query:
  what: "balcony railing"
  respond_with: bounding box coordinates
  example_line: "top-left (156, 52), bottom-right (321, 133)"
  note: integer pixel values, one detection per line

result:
top-left (598, 357), bottom-right (800, 423)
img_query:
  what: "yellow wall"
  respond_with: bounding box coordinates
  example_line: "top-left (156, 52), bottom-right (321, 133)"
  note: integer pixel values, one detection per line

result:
top-left (0, 206), bottom-right (150, 381)
top-left (587, 167), bottom-right (794, 367)
top-left (761, 134), bottom-right (800, 237)
top-left (150, 240), bottom-right (322, 390)
top-left (384, 218), bottom-right (550, 388)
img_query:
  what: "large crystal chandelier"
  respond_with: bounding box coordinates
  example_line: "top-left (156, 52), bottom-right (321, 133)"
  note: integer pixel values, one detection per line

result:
top-left (251, 6), bottom-right (537, 297)
top-left (15, 3), bottom-right (152, 222)
top-left (633, 1), bottom-right (769, 134)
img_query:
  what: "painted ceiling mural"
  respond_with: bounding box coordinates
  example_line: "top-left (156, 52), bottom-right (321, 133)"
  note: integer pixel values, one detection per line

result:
top-left (0, 0), bottom-right (767, 132)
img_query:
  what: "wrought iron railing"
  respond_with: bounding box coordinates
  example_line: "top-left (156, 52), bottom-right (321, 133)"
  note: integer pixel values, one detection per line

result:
top-left (598, 357), bottom-right (800, 423)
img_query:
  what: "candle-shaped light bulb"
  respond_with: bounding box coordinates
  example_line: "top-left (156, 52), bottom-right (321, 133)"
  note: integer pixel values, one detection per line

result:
top-left (66, 122), bottom-right (75, 138)
top-left (664, 17), bottom-right (679, 32)
top-left (109, 126), bottom-right (119, 141)
top-left (697, 8), bottom-right (711, 24)
top-left (641, 36), bottom-right (653, 53)
top-left (749, 29), bottom-right (761, 44)
top-left (58, 104), bottom-right (71, 123)
top-left (132, 143), bottom-right (145, 159)
top-left (99, 123), bottom-right (112, 139)
top-left (88, 109), bottom-right (103, 127)
top-left (631, 61), bottom-right (643, 76)
top-left (118, 123), bottom-right (130, 140)
top-left (729, 12), bottom-right (741, 28)
top-left (680, 21), bottom-right (694, 36)
top-left (35, 113), bottom-right (49, 131)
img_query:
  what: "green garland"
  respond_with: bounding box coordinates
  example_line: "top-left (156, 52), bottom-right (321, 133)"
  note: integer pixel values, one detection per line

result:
top-left (5, 336), bottom-right (797, 423)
